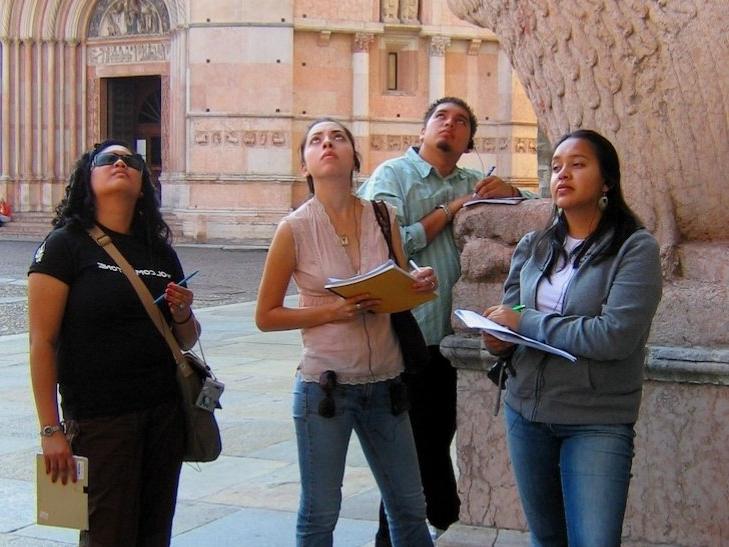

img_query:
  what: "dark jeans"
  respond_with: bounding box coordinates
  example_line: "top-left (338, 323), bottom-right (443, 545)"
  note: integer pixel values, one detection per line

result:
top-left (376, 346), bottom-right (460, 544)
top-left (69, 400), bottom-right (184, 547)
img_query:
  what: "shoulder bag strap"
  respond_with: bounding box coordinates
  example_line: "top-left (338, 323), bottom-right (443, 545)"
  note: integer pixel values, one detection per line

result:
top-left (86, 226), bottom-right (187, 367)
top-left (371, 200), bottom-right (397, 261)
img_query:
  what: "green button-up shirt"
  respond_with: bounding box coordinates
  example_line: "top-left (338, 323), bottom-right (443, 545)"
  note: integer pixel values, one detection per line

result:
top-left (357, 147), bottom-right (483, 346)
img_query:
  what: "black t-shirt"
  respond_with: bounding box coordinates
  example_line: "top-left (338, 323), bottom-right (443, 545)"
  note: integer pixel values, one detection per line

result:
top-left (29, 224), bottom-right (184, 419)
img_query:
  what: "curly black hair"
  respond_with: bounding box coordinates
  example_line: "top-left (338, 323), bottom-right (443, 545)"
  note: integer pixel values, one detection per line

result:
top-left (52, 139), bottom-right (171, 245)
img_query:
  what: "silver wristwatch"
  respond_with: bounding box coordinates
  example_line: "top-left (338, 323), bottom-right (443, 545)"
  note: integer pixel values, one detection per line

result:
top-left (40, 424), bottom-right (64, 437)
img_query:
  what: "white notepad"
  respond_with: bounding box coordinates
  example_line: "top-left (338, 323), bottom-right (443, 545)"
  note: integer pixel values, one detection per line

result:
top-left (36, 454), bottom-right (89, 530)
top-left (454, 309), bottom-right (577, 362)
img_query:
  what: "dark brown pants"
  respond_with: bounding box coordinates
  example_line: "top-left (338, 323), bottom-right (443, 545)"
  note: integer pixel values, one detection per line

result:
top-left (69, 400), bottom-right (184, 547)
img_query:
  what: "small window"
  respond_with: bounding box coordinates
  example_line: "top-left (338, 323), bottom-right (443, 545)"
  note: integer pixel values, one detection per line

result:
top-left (387, 52), bottom-right (398, 91)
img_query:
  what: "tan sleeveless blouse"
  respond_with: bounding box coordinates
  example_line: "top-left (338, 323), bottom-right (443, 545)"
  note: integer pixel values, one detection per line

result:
top-left (284, 196), bottom-right (404, 383)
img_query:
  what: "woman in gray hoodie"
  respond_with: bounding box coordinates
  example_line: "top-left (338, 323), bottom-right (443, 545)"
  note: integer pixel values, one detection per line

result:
top-left (483, 129), bottom-right (662, 547)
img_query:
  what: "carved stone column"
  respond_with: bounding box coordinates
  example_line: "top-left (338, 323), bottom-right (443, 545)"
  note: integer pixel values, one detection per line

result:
top-left (352, 32), bottom-right (374, 175)
top-left (428, 35), bottom-right (450, 102)
top-left (1, 38), bottom-right (11, 183)
top-left (42, 39), bottom-right (56, 210)
top-left (66, 40), bottom-right (79, 169)
top-left (352, 32), bottom-right (374, 120)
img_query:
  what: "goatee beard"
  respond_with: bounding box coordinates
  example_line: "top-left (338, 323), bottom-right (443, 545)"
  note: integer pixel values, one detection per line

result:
top-left (436, 140), bottom-right (452, 153)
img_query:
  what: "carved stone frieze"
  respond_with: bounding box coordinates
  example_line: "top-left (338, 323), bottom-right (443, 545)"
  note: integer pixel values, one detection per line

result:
top-left (193, 130), bottom-right (288, 148)
top-left (87, 42), bottom-right (170, 65)
top-left (370, 135), bottom-right (537, 154)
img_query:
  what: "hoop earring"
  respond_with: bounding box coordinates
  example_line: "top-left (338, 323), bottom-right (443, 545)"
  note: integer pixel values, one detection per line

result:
top-left (598, 194), bottom-right (608, 211)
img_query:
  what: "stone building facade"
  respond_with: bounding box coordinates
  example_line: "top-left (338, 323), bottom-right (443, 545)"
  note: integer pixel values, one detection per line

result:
top-left (0, 0), bottom-right (538, 242)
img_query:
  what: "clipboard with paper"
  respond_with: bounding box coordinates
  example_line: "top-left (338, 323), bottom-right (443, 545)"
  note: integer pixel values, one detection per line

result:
top-left (454, 309), bottom-right (577, 362)
top-left (36, 454), bottom-right (89, 530)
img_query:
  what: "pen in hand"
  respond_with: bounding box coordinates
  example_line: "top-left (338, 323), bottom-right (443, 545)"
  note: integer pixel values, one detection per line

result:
top-left (408, 260), bottom-right (421, 271)
top-left (512, 304), bottom-right (525, 312)
top-left (154, 270), bottom-right (199, 304)
top-left (473, 165), bottom-right (496, 198)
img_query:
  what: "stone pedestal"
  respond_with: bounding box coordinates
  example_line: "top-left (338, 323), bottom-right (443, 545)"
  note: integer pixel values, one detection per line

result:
top-left (440, 337), bottom-right (729, 546)
top-left (441, 201), bottom-right (729, 546)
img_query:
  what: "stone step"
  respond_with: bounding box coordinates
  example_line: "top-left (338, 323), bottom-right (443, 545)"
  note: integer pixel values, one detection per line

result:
top-left (0, 212), bottom-right (54, 241)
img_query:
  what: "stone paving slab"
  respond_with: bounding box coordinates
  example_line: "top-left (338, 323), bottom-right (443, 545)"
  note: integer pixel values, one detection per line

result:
top-left (0, 297), bottom-right (383, 546)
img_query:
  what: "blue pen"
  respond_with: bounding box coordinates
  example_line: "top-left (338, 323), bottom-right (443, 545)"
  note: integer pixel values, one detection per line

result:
top-left (154, 270), bottom-right (199, 304)
top-left (472, 165), bottom-right (497, 198)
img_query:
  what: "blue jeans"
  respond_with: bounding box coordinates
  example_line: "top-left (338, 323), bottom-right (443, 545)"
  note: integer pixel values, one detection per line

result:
top-left (504, 404), bottom-right (635, 547)
top-left (293, 374), bottom-right (432, 547)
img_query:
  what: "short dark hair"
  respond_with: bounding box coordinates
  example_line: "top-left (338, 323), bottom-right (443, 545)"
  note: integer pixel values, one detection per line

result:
top-left (52, 139), bottom-right (171, 245)
top-left (536, 128), bottom-right (642, 273)
top-left (299, 118), bottom-right (361, 195)
top-left (423, 96), bottom-right (478, 151)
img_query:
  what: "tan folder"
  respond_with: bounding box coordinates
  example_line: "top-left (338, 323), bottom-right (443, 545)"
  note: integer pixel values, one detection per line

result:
top-left (36, 454), bottom-right (89, 530)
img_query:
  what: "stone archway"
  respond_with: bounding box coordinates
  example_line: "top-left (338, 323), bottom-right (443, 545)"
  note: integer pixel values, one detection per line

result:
top-left (0, 0), bottom-right (181, 218)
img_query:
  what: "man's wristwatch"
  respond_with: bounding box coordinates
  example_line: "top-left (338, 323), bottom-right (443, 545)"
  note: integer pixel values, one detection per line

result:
top-left (438, 203), bottom-right (453, 222)
top-left (40, 424), bottom-right (64, 437)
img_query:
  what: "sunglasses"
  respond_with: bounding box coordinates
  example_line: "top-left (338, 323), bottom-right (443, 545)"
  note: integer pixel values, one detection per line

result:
top-left (92, 152), bottom-right (146, 171)
top-left (318, 370), bottom-right (337, 418)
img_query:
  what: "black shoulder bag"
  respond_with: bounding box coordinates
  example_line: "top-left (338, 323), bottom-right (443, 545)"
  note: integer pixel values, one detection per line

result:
top-left (371, 200), bottom-right (430, 375)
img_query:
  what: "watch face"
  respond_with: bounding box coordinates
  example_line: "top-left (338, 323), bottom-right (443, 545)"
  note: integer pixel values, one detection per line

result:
top-left (41, 425), bottom-right (61, 436)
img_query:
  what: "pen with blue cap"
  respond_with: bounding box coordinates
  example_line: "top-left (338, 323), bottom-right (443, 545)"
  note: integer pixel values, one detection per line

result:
top-left (154, 270), bottom-right (199, 304)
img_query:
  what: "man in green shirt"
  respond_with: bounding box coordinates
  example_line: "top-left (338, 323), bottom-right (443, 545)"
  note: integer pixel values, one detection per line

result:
top-left (358, 96), bottom-right (534, 542)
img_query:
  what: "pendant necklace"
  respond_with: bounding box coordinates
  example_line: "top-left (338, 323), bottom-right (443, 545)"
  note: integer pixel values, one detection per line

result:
top-left (336, 198), bottom-right (358, 247)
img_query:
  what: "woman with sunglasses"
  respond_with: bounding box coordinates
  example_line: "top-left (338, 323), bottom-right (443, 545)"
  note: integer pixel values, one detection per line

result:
top-left (256, 118), bottom-right (436, 546)
top-left (28, 140), bottom-right (198, 546)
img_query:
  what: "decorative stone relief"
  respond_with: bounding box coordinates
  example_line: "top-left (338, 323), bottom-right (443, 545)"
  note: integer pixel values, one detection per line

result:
top-left (87, 76), bottom-right (99, 145)
top-left (87, 42), bottom-right (169, 65)
top-left (88, 0), bottom-right (170, 38)
top-left (160, 74), bottom-right (169, 171)
top-left (399, 0), bottom-right (419, 24)
top-left (381, 0), bottom-right (399, 24)
top-left (429, 35), bottom-right (451, 57)
top-left (370, 135), bottom-right (537, 154)
top-left (381, 0), bottom-right (420, 24)
top-left (352, 32), bottom-right (374, 53)
top-left (193, 130), bottom-right (287, 148)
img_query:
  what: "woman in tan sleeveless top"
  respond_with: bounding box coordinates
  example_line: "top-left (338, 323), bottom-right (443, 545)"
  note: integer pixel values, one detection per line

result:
top-left (256, 119), bottom-right (436, 547)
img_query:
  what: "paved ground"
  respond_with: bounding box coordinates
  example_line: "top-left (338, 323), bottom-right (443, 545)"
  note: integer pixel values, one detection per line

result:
top-left (0, 238), bottom-right (382, 546)
top-left (0, 237), bottom-right (527, 547)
